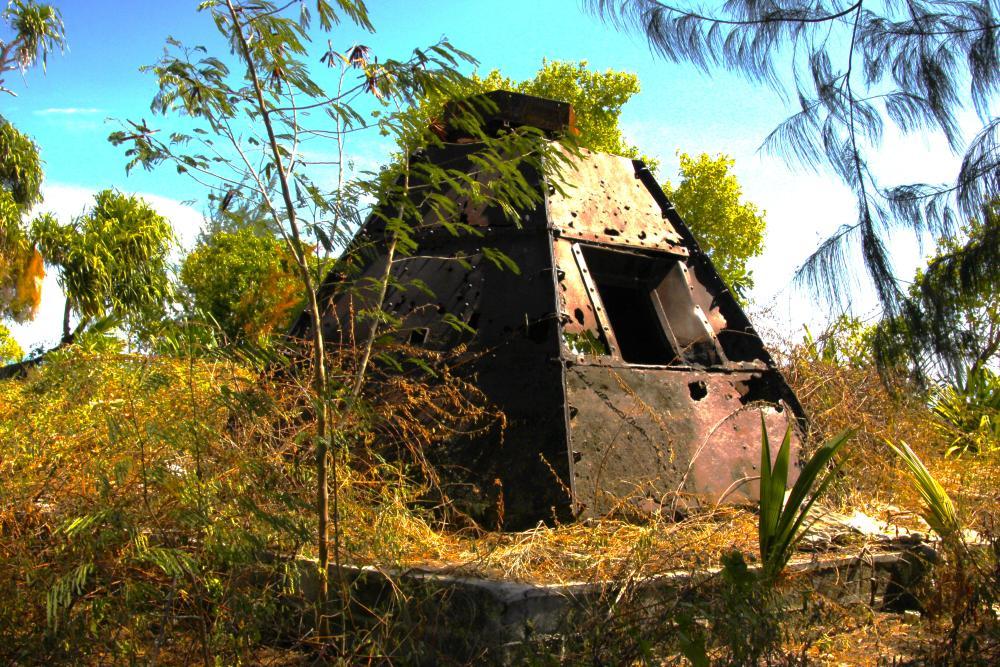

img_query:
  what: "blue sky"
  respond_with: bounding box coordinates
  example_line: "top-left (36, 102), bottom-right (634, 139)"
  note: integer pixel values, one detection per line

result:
top-left (3, 0), bottom-right (969, 350)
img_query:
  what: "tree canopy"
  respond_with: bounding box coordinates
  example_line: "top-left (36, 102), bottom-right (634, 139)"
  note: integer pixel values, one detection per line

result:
top-left (482, 60), bottom-right (646, 162)
top-left (0, 118), bottom-right (45, 321)
top-left (180, 228), bottom-right (304, 345)
top-left (0, 323), bottom-right (21, 364)
top-left (0, 0), bottom-right (64, 96)
top-left (663, 152), bottom-right (766, 298)
top-left (874, 202), bottom-right (1000, 383)
top-left (586, 0), bottom-right (999, 371)
top-left (32, 190), bottom-right (174, 342)
top-left (410, 59), bottom-right (654, 167)
top-left (0, 1), bottom-right (64, 323)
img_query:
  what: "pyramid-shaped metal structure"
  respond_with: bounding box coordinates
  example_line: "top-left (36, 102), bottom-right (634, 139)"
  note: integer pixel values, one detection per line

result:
top-left (295, 91), bottom-right (805, 529)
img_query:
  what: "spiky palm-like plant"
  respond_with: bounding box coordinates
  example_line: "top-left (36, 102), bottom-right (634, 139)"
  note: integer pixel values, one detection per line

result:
top-left (886, 440), bottom-right (961, 540)
top-left (758, 417), bottom-right (853, 581)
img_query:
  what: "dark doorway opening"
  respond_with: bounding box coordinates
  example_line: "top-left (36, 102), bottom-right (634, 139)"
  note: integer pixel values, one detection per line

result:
top-left (581, 246), bottom-right (677, 364)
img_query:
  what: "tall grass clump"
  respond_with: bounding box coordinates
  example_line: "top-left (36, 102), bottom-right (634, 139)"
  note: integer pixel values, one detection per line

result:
top-left (0, 345), bottom-right (301, 662)
top-left (931, 366), bottom-right (1000, 458)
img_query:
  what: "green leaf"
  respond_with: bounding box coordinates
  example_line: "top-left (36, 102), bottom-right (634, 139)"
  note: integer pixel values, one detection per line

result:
top-left (482, 246), bottom-right (520, 275)
top-left (758, 416), bottom-right (852, 581)
top-left (886, 440), bottom-right (960, 539)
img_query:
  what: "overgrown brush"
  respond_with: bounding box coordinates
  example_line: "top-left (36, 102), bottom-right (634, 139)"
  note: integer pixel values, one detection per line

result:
top-left (0, 348), bottom-right (299, 662)
top-left (0, 342), bottom-right (859, 664)
top-left (4, 323), bottom-right (998, 663)
top-left (782, 348), bottom-right (934, 511)
top-left (0, 342), bottom-right (499, 663)
top-left (930, 366), bottom-right (1000, 458)
top-left (888, 441), bottom-right (1000, 665)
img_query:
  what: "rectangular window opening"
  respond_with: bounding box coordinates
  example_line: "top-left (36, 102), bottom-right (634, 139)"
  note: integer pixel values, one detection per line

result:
top-left (580, 246), bottom-right (677, 364)
top-left (579, 245), bottom-right (722, 366)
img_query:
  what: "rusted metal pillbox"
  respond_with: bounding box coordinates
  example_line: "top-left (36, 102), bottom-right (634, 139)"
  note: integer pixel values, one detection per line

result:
top-left (296, 91), bottom-right (805, 530)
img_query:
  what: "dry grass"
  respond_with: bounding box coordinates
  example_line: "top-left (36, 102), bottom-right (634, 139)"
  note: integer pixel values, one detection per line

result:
top-left (783, 348), bottom-right (1000, 532)
top-left (793, 609), bottom-right (923, 665)
top-left (328, 344), bottom-right (1000, 588)
top-left (3, 341), bottom-right (998, 663)
top-left (430, 507), bottom-right (759, 583)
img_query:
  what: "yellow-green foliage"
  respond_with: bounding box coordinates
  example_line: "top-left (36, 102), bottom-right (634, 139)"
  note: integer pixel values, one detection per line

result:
top-left (1, 1), bottom-right (66, 87)
top-left (502, 60), bottom-right (644, 161)
top-left (412, 59), bottom-right (651, 165)
top-left (784, 348), bottom-right (935, 508)
top-left (0, 118), bottom-right (43, 212)
top-left (0, 4), bottom-right (64, 321)
top-left (180, 228), bottom-right (305, 344)
top-left (0, 343), bottom-right (505, 661)
top-left (2, 337), bottom-right (996, 662)
top-left (31, 190), bottom-right (175, 329)
top-left (663, 152), bottom-right (766, 296)
top-left (0, 323), bottom-right (23, 363)
top-left (887, 440), bottom-right (961, 539)
top-left (782, 336), bottom-right (1000, 531)
top-left (0, 349), bottom-right (310, 662)
top-left (0, 119), bottom-right (46, 321)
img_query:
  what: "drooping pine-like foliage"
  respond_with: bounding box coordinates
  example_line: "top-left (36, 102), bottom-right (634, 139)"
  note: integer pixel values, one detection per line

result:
top-left (871, 201), bottom-right (1000, 383)
top-left (586, 1), bottom-right (999, 371)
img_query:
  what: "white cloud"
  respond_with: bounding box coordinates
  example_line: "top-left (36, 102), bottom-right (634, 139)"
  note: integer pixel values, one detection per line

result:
top-left (7, 271), bottom-right (64, 355)
top-left (33, 107), bottom-right (103, 116)
top-left (131, 192), bottom-right (207, 251)
top-left (36, 184), bottom-right (206, 251)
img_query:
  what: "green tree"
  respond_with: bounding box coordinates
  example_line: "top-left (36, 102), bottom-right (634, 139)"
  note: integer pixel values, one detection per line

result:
top-left (908, 205), bottom-right (1000, 381)
top-left (0, 323), bottom-right (22, 363)
top-left (802, 315), bottom-right (878, 369)
top-left (0, 1), bottom-right (64, 321)
top-left (180, 228), bottom-right (304, 345)
top-left (32, 190), bottom-right (174, 343)
top-left (586, 1), bottom-right (1000, 370)
top-left (0, 0), bottom-right (64, 95)
top-left (495, 60), bottom-right (645, 161)
top-left (663, 152), bottom-right (765, 298)
top-left (872, 202), bottom-right (1000, 385)
top-left (0, 118), bottom-right (45, 321)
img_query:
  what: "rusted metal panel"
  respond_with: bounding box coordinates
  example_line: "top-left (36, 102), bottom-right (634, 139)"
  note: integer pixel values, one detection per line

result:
top-left (547, 150), bottom-right (685, 252)
top-left (433, 228), bottom-right (573, 529)
top-left (564, 365), bottom-right (802, 517)
top-left (687, 270), bottom-right (729, 337)
top-left (552, 238), bottom-right (599, 339)
top-left (568, 241), bottom-right (621, 357)
top-left (648, 258), bottom-right (725, 364)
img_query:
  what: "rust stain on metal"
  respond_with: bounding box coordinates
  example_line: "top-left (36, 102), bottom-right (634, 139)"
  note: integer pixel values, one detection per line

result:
top-left (566, 366), bottom-right (800, 517)
top-left (297, 91), bottom-right (807, 529)
top-left (547, 150), bottom-right (685, 252)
